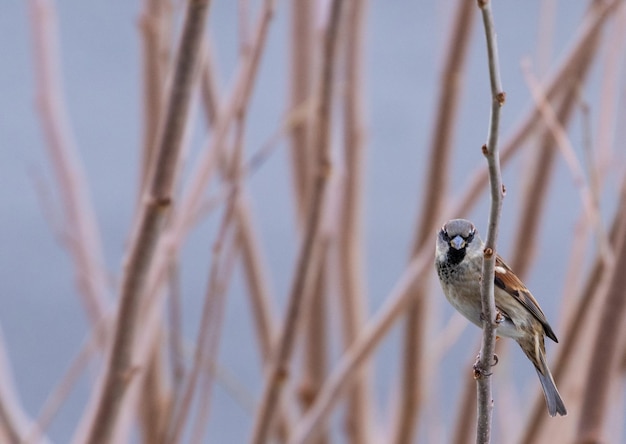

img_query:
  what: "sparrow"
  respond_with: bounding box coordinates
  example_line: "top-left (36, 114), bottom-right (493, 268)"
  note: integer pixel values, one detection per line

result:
top-left (435, 218), bottom-right (566, 417)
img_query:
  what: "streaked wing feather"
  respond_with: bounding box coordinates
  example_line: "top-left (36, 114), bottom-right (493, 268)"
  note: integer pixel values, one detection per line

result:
top-left (494, 256), bottom-right (559, 342)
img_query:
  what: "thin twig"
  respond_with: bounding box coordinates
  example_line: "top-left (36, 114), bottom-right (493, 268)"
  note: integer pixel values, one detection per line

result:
top-left (575, 177), bottom-right (626, 443)
top-left (167, 185), bottom-right (240, 444)
top-left (250, 1), bottom-right (345, 442)
top-left (0, 328), bottom-right (52, 444)
top-left (104, 6), bottom-right (277, 441)
top-left (197, 0), bottom-right (279, 369)
top-left (451, 0), bottom-right (619, 219)
top-left (298, 238), bottom-right (330, 444)
top-left (28, 0), bottom-right (109, 326)
top-left (138, 0), bottom-right (172, 194)
top-left (288, 250), bottom-right (433, 444)
top-left (189, 238), bottom-right (240, 444)
top-left (522, 60), bottom-right (613, 265)
top-left (25, 329), bottom-right (101, 444)
top-left (288, 0), bottom-right (315, 224)
top-left (475, 1), bottom-right (505, 443)
top-left (521, 179), bottom-right (626, 443)
top-left (338, 0), bottom-right (373, 441)
top-left (168, 69), bottom-right (251, 441)
top-left (83, 1), bottom-right (212, 442)
top-left (394, 0), bottom-right (475, 441)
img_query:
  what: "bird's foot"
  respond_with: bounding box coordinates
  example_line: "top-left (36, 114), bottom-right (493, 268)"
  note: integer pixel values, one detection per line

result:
top-left (473, 353), bottom-right (499, 380)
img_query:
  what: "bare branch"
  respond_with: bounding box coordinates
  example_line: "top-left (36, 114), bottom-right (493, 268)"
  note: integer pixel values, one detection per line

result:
top-left (250, 0), bottom-right (345, 441)
top-left (451, 0), bottom-right (619, 219)
top-left (28, 0), bottom-right (109, 327)
top-left (394, 0), bottom-right (475, 440)
top-left (475, 1), bottom-right (505, 443)
top-left (576, 176), bottom-right (626, 442)
top-left (338, 0), bottom-right (373, 441)
top-left (288, 251), bottom-right (433, 444)
top-left (83, 1), bottom-right (212, 441)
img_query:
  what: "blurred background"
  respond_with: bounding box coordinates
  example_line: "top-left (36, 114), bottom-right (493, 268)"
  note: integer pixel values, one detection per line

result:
top-left (1, 0), bottom-right (624, 442)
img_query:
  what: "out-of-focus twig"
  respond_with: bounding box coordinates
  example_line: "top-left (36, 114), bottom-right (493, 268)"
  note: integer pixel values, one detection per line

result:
top-left (26, 327), bottom-right (101, 444)
top-left (167, 166), bottom-right (242, 444)
top-left (288, 0), bottom-right (315, 224)
top-left (112, 8), bottom-right (277, 444)
top-left (509, 12), bottom-right (600, 278)
top-left (521, 177), bottom-right (626, 443)
top-left (451, 0), bottom-right (619, 219)
top-left (198, 8), bottom-right (279, 371)
top-left (475, 1), bottom-right (505, 443)
top-left (288, 249), bottom-right (433, 444)
top-left (575, 176), bottom-right (626, 443)
top-left (137, 2), bottom-right (175, 442)
top-left (393, 0), bottom-right (475, 441)
top-left (138, 0), bottom-right (173, 194)
top-left (298, 238), bottom-right (330, 444)
top-left (250, 1), bottom-right (345, 442)
top-left (28, 0), bottom-right (109, 327)
top-left (83, 1), bottom-right (212, 442)
top-left (522, 61), bottom-right (613, 265)
top-left (338, 0), bottom-right (373, 442)
top-left (0, 328), bottom-right (52, 444)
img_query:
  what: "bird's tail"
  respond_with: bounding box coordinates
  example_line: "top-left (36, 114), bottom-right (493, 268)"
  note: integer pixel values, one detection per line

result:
top-left (534, 353), bottom-right (567, 416)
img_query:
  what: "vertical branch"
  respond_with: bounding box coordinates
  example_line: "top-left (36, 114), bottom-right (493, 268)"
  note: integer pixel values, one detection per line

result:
top-left (475, 1), bottom-right (505, 443)
top-left (289, 0), bottom-right (315, 224)
top-left (338, 0), bottom-right (373, 442)
top-left (393, 0), bottom-right (475, 442)
top-left (138, 0), bottom-right (172, 193)
top-left (298, 240), bottom-right (330, 444)
top-left (84, 1), bottom-right (212, 442)
top-left (250, 0), bottom-right (345, 442)
top-left (137, 2), bottom-right (175, 442)
top-left (138, 337), bottom-right (171, 444)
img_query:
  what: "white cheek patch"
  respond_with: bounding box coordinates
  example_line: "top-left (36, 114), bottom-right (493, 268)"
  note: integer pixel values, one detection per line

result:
top-left (495, 265), bottom-right (507, 275)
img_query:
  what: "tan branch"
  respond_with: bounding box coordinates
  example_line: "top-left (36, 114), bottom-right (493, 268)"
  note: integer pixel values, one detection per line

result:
top-left (393, 0), bottom-right (475, 441)
top-left (28, 0), bottom-right (109, 326)
top-left (83, 1), bottom-right (212, 441)
top-left (475, 1), bottom-right (505, 443)
top-left (250, 1), bottom-right (345, 442)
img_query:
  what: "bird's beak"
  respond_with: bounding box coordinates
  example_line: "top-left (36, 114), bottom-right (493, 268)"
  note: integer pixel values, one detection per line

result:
top-left (450, 235), bottom-right (466, 250)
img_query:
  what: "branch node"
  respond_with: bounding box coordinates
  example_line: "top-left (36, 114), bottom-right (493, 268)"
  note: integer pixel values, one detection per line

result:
top-left (155, 196), bottom-right (172, 208)
top-left (481, 144), bottom-right (488, 156)
top-left (477, 0), bottom-right (488, 9)
top-left (276, 365), bottom-right (289, 382)
top-left (483, 247), bottom-right (494, 258)
top-left (119, 366), bottom-right (141, 384)
top-left (496, 91), bottom-right (506, 105)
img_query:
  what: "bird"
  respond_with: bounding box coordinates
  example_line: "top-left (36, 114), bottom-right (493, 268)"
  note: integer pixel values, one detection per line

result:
top-left (435, 218), bottom-right (566, 416)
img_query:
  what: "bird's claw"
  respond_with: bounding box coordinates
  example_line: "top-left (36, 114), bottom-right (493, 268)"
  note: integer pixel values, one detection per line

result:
top-left (480, 311), bottom-right (504, 325)
top-left (472, 353), bottom-right (499, 380)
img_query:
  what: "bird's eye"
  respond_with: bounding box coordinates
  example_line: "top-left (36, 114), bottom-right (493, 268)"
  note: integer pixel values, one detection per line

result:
top-left (440, 229), bottom-right (449, 241)
top-left (466, 230), bottom-right (475, 243)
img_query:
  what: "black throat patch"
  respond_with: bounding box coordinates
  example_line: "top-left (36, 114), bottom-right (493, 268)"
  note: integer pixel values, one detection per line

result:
top-left (446, 247), bottom-right (466, 265)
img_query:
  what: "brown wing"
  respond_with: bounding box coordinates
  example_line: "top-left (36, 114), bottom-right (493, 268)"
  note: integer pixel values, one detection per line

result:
top-left (494, 256), bottom-right (559, 343)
